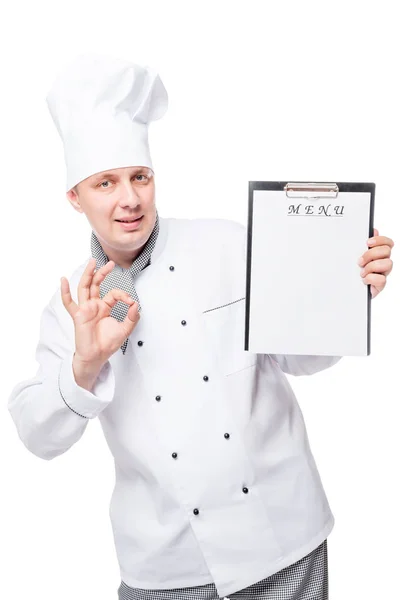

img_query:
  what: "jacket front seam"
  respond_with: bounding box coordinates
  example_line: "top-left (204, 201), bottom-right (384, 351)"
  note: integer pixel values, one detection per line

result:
top-left (203, 297), bottom-right (245, 313)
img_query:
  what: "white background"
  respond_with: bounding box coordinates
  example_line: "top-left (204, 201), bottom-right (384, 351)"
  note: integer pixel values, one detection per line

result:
top-left (1, 1), bottom-right (399, 598)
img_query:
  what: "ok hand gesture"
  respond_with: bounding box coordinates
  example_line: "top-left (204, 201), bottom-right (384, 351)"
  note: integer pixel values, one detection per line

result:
top-left (61, 258), bottom-right (140, 368)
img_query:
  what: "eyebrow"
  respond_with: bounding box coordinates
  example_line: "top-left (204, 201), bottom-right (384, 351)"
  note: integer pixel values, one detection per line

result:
top-left (93, 167), bottom-right (148, 181)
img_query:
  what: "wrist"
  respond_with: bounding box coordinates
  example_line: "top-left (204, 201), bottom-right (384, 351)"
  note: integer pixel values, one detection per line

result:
top-left (72, 354), bottom-right (105, 392)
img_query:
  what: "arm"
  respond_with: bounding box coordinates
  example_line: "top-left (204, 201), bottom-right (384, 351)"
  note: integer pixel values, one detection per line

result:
top-left (268, 354), bottom-right (343, 376)
top-left (7, 301), bottom-right (116, 461)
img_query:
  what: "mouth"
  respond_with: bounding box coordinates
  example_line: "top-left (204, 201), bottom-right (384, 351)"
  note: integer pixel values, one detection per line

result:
top-left (115, 215), bottom-right (144, 223)
top-left (115, 215), bottom-right (144, 231)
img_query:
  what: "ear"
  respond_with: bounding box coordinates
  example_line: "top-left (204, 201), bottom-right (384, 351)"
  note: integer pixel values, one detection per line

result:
top-left (66, 188), bottom-right (84, 214)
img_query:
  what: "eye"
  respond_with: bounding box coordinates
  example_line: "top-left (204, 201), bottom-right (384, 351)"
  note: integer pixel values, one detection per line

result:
top-left (99, 180), bottom-right (111, 188)
top-left (135, 174), bottom-right (148, 181)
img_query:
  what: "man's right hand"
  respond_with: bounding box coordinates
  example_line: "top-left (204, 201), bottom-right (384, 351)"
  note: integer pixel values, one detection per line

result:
top-left (60, 258), bottom-right (140, 375)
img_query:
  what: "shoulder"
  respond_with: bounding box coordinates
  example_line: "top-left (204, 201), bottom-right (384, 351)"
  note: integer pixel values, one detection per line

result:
top-left (170, 216), bottom-right (246, 248)
top-left (189, 216), bottom-right (245, 236)
top-left (167, 217), bottom-right (246, 267)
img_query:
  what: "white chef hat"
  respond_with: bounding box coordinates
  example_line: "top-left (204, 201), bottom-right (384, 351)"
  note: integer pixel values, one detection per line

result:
top-left (45, 52), bottom-right (168, 192)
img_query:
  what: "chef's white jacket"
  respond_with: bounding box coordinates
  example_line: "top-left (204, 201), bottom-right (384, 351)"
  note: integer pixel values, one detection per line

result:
top-left (8, 216), bottom-right (342, 599)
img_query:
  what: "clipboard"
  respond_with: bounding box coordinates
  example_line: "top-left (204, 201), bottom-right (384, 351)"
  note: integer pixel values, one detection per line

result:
top-left (244, 181), bottom-right (375, 356)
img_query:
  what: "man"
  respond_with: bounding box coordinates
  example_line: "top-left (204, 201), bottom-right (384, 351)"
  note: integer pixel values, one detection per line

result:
top-left (7, 53), bottom-right (394, 600)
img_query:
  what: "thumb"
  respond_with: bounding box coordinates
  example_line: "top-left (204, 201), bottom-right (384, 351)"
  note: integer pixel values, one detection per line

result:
top-left (121, 302), bottom-right (140, 335)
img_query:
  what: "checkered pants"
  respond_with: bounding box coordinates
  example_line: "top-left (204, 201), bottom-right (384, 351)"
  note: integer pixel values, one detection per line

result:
top-left (117, 539), bottom-right (328, 599)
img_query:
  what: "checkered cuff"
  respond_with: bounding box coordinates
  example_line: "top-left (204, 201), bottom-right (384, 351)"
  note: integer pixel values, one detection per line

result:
top-left (58, 350), bottom-right (116, 419)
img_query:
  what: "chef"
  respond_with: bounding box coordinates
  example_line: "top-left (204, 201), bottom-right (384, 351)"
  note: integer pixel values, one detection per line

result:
top-left (7, 53), bottom-right (394, 600)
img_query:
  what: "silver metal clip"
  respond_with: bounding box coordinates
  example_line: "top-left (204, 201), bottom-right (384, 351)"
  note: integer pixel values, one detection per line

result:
top-left (284, 182), bottom-right (339, 199)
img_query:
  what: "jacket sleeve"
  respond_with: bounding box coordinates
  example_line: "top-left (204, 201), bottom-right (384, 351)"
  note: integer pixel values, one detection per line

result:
top-left (268, 354), bottom-right (343, 376)
top-left (7, 301), bottom-right (116, 460)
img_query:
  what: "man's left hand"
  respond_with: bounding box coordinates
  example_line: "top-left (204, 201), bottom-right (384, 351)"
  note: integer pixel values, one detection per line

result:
top-left (358, 228), bottom-right (394, 299)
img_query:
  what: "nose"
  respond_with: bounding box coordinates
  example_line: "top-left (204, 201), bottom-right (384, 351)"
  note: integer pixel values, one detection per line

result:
top-left (119, 181), bottom-right (141, 207)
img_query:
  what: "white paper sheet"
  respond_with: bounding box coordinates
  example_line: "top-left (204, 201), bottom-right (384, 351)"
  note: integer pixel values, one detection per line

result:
top-left (245, 188), bottom-right (373, 356)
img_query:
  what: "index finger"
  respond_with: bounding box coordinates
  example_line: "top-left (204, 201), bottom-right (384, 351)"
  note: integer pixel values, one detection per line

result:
top-left (369, 234), bottom-right (395, 249)
top-left (77, 258), bottom-right (98, 305)
top-left (90, 260), bottom-right (115, 299)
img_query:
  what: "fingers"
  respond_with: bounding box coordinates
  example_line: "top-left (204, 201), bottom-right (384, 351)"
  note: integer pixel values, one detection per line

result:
top-left (102, 288), bottom-right (137, 313)
top-left (360, 244), bottom-right (393, 266)
top-left (369, 235), bottom-right (395, 249)
top-left (121, 301), bottom-right (141, 333)
top-left (78, 258), bottom-right (115, 305)
top-left (361, 258), bottom-right (393, 278)
top-left (77, 258), bottom-right (97, 305)
top-left (60, 276), bottom-right (79, 319)
top-left (90, 260), bottom-right (115, 299)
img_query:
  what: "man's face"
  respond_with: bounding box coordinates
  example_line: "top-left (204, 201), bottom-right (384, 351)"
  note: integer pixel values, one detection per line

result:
top-left (66, 165), bottom-right (156, 269)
